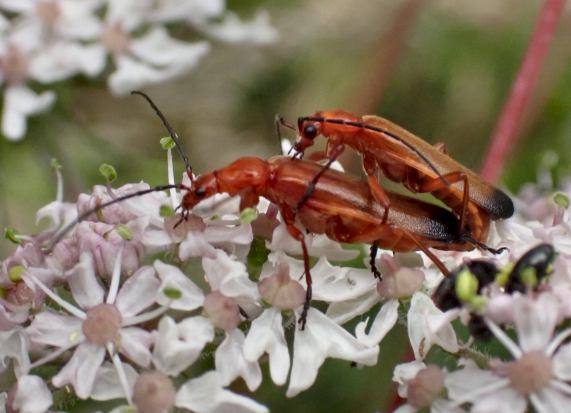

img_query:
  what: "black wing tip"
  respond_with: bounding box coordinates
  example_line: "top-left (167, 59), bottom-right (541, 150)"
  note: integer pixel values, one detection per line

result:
top-left (489, 188), bottom-right (515, 220)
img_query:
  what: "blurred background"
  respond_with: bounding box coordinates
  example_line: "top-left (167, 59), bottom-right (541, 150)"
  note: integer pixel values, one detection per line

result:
top-left (1, 0), bottom-right (570, 411)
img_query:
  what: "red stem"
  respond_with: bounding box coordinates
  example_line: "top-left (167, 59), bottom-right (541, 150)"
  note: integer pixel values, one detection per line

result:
top-left (480, 0), bottom-right (565, 184)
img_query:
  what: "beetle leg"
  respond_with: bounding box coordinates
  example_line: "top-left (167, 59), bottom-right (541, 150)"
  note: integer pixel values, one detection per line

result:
top-left (417, 171), bottom-right (469, 235)
top-left (363, 153), bottom-right (390, 223)
top-left (239, 189), bottom-right (259, 210)
top-left (401, 230), bottom-right (450, 276)
top-left (294, 143), bottom-right (345, 213)
top-left (369, 241), bottom-right (382, 279)
top-left (281, 206), bottom-right (312, 330)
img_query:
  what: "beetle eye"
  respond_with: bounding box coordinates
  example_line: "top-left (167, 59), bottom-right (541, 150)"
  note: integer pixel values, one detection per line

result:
top-left (303, 124), bottom-right (318, 139)
top-left (195, 187), bottom-right (206, 197)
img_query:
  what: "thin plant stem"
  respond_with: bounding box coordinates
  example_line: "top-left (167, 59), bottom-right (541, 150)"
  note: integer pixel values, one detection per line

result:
top-left (351, 0), bottom-right (426, 114)
top-left (480, 0), bottom-right (565, 184)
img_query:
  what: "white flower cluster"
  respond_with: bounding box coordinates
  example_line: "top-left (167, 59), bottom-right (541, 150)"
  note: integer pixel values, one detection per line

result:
top-left (0, 0), bottom-right (277, 141)
top-left (2, 146), bottom-right (571, 412)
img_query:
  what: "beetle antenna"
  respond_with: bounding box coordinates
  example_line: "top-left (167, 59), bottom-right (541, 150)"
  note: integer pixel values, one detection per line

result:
top-left (45, 184), bottom-right (182, 252)
top-left (461, 234), bottom-right (508, 255)
top-left (131, 91), bottom-right (193, 181)
top-left (300, 116), bottom-right (450, 186)
top-left (275, 114), bottom-right (296, 155)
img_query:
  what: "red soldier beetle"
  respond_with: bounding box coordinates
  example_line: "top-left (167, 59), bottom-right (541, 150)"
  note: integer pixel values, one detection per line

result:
top-left (189, 156), bottom-right (479, 331)
top-left (279, 111), bottom-right (514, 246)
top-left (47, 94), bottom-right (478, 329)
top-left (54, 154), bottom-right (477, 329)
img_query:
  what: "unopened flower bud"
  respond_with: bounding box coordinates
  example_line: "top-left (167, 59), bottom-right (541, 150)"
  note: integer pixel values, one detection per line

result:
top-left (6, 281), bottom-right (35, 306)
top-left (251, 212), bottom-right (279, 239)
top-left (82, 303), bottom-right (122, 346)
top-left (407, 365), bottom-right (445, 408)
top-left (496, 351), bottom-right (553, 396)
top-left (102, 22), bottom-right (130, 55)
top-left (203, 291), bottom-right (240, 331)
top-left (258, 262), bottom-right (305, 309)
top-left (37, 0), bottom-right (61, 26)
top-left (133, 371), bottom-right (176, 413)
top-left (165, 214), bottom-right (205, 240)
top-left (377, 268), bottom-right (424, 299)
top-left (49, 238), bottom-right (79, 272)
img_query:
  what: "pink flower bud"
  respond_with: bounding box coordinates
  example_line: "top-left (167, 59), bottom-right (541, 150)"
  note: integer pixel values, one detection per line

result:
top-left (165, 214), bottom-right (206, 241)
top-left (203, 291), bottom-right (240, 331)
top-left (48, 238), bottom-right (79, 273)
top-left (251, 212), bottom-right (279, 239)
top-left (133, 371), bottom-right (176, 413)
top-left (6, 281), bottom-right (35, 306)
top-left (76, 184), bottom-right (143, 225)
top-left (258, 262), bottom-right (305, 310)
top-left (407, 365), bottom-right (445, 408)
top-left (76, 221), bottom-right (144, 278)
top-left (82, 303), bottom-right (122, 346)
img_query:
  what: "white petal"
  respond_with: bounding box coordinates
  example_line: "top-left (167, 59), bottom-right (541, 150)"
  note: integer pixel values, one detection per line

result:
top-left (90, 362), bottom-right (138, 401)
top-left (29, 42), bottom-right (106, 83)
top-left (532, 384), bottom-right (571, 413)
top-left (2, 85), bottom-right (55, 141)
top-left (287, 308), bottom-right (378, 397)
top-left (119, 327), bottom-right (152, 367)
top-left (553, 343), bottom-right (571, 380)
top-left (0, 0), bottom-right (33, 13)
top-left (105, 0), bottom-right (152, 31)
top-left (107, 55), bottom-right (166, 95)
top-left (243, 308), bottom-right (289, 385)
top-left (267, 224), bottom-right (358, 261)
top-left (445, 359), bottom-right (507, 403)
top-left (325, 290), bottom-right (380, 325)
top-left (152, 316), bottom-right (214, 376)
top-left (408, 292), bottom-right (458, 359)
top-left (35, 201), bottom-right (76, 233)
top-left (150, 0), bottom-right (224, 23)
top-left (196, 10), bottom-right (278, 45)
top-left (26, 311), bottom-right (83, 347)
top-left (108, 33), bottom-right (207, 96)
top-left (204, 224), bottom-right (253, 247)
top-left (52, 342), bottom-right (105, 399)
top-left (471, 387), bottom-right (526, 413)
top-left (215, 329), bottom-right (262, 392)
top-left (203, 250), bottom-right (260, 303)
top-left (154, 260), bottom-right (204, 311)
top-left (13, 375), bottom-right (52, 413)
top-left (115, 266), bottom-right (160, 317)
top-left (355, 299), bottom-right (399, 347)
top-left (0, 328), bottom-right (30, 377)
top-left (513, 293), bottom-right (558, 352)
top-left (130, 26), bottom-right (210, 69)
top-left (275, 255), bottom-right (376, 302)
top-left (393, 405), bottom-right (417, 413)
top-left (179, 231), bottom-right (217, 260)
top-left (142, 228), bottom-right (176, 250)
top-left (67, 252), bottom-right (104, 309)
top-left (57, 0), bottom-right (103, 40)
top-left (392, 360), bottom-right (426, 397)
top-left (176, 371), bottom-right (268, 413)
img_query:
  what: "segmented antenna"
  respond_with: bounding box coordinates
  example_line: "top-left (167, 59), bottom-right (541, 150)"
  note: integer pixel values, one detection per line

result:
top-left (131, 91), bottom-right (193, 181)
top-left (45, 184), bottom-right (181, 252)
top-left (274, 114), bottom-right (296, 154)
